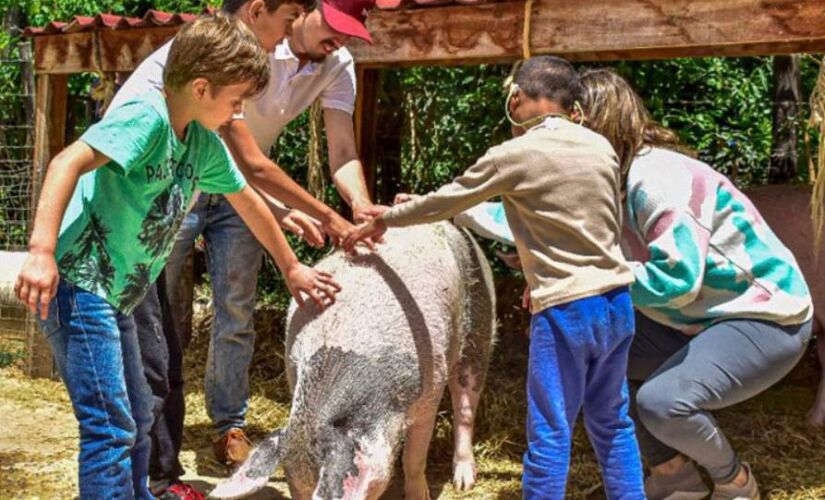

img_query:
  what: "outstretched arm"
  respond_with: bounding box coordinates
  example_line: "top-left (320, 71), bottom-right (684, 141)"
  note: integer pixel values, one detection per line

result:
top-left (225, 186), bottom-right (341, 308)
top-left (222, 119), bottom-right (354, 243)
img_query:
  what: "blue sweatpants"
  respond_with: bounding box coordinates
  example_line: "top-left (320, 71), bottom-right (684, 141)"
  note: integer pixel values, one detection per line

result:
top-left (523, 287), bottom-right (644, 500)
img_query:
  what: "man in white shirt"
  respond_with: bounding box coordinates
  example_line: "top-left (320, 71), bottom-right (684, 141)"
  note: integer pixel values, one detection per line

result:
top-left (110, 0), bottom-right (380, 495)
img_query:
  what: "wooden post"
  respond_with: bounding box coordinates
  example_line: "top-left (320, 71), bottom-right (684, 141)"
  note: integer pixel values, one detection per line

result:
top-left (32, 74), bottom-right (68, 207)
top-left (354, 68), bottom-right (405, 205)
top-left (770, 55), bottom-right (801, 183)
top-left (19, 41), bottom-right (35, 150)
top-left (355, 67), bottom-right (380, 199)
top-left (29, 73), bottom-right (68, 378)
top-left (374, 70), bottom-right (404, 204)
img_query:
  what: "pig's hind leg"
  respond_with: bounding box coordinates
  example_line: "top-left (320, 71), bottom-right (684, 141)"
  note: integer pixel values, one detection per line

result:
top-left (449, 231), bottom-right (496, 492)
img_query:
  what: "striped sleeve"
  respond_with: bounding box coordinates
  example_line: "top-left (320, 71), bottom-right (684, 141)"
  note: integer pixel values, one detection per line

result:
top-left (627, 167), bottom-right (715, 309)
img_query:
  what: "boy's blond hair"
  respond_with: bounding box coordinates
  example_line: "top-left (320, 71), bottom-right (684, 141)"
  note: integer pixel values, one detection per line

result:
top-left (164, 13), bottom-right (269, 98)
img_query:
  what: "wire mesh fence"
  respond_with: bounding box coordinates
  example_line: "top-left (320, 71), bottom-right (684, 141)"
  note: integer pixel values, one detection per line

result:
top-left (0, 42), bottom-right (35, 252)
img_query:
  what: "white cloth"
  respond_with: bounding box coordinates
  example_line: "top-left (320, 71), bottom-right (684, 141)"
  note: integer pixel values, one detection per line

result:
top-left (453, 202), bottom-right (515, 246)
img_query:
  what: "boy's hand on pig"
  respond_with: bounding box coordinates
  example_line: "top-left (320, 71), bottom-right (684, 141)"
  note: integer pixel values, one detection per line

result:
top-left (352, 203), bottom-right (389, 246)
top-left (343, 219), bottom-right (388, 253)
top-left (280, 210), bottom-right (325, 248)
top-left (285, 264), bottom-right (341, 309)
top-left (394, 193), bottom-right (421, 205)
top-left (353, 203), bottom-right (391, 223)
top-left (15, 250), bottom-right (59, 320)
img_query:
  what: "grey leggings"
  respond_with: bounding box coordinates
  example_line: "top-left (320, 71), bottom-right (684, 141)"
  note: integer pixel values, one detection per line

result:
top-left (627, 312), bottom-right (812, 483)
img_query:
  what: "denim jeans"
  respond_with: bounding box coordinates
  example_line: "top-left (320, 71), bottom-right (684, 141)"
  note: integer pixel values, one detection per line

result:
top-left (165, 193), bottom-right (263, 433)
top-left (133, 278), bottom-right (185, 492)
top-left (523, 287), bottom-right (644, 500)
top-left (40, 280), bottom-right (155, 499)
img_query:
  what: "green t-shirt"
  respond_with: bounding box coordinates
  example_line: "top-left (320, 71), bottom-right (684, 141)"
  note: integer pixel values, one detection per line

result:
top-left (56, 89), bottom-right (247, 314)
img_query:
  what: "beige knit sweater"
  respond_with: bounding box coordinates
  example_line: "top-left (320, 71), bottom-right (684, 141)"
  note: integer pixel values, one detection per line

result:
top-left (382, 118), bottom-right (634, 312)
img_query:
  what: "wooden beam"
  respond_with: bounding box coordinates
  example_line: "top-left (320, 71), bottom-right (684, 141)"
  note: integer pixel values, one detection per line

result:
top-left (349, 0), bottom-right (825, 67)
top-left (29, 0), bottom-right (825, 74)
top-left (33, 27), bottom-right (177, 74)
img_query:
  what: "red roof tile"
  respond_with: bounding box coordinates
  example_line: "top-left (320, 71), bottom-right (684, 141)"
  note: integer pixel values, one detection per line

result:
top-left (23, 9), bottom-right (201, 37)
top-left (23, 2), bottom-right (495, 36)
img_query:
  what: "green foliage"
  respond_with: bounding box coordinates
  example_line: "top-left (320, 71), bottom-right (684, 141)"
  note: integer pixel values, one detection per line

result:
top-left (396, 65), bottom-right (511, 195)
top-left (614, 57), bottom-right (818, 186)
top-left (0, 341), bottom-right (25, 369)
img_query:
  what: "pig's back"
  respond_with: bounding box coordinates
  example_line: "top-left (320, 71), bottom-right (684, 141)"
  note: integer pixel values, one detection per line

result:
top-left (285, 223), bottom-right (465, 388)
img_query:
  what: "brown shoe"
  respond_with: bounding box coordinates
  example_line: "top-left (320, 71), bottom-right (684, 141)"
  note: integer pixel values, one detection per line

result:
top-left (213, 427), bottom-right (252, 466)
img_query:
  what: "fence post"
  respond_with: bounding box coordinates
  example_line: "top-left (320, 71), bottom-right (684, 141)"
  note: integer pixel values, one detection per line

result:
top-left (28, 73), bottom-right (68, 378)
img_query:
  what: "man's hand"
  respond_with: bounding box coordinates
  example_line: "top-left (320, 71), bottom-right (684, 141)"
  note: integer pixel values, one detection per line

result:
top-left (278, 209), bottom-right (325, 248)
top-left (318, 212), bottom-right (357, 247)
top-left (284, 263), bottom-right (342, 309)
top-left (15, 249), bottom-right (59, 320)
top-left (342, 219), bottom-right (388, 253)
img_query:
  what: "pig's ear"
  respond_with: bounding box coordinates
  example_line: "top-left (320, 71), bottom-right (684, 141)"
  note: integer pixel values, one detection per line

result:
top-left (210, 429), bottom-right (285, 499)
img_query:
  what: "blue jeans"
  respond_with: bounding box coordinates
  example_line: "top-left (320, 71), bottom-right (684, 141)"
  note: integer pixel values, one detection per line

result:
top-left (523, 287), bottom-right (644, 500)
top-left (165, 193), bottom-right (263, 433)
top-left (40, 280), bottom-right (155, 499)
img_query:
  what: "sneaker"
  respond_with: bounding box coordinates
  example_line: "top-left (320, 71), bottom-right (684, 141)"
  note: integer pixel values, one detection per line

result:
top-left (645, 460), bottom-right (710, 500)
top-left (213, 427), bottom-right (253, 466)
top-left (711, 463), bottom-right (760, 500)
top-left (157, 481), bottom-right (206, 500)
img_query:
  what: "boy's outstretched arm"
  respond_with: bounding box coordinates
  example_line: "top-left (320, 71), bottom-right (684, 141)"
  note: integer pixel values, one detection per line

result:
top-left (225, 186), bottom-right (341, 308)
top-left (15, 141), bottom-right (110, 318)
top-left (343, 151), bottom-right (514, 251)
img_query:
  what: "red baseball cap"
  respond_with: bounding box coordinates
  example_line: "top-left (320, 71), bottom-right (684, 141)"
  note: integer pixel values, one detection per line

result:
top-left (321, 0), bottom-right (375, 44)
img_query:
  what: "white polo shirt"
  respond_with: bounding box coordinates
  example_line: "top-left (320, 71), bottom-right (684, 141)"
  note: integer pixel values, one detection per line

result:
top-left (108, 39), bottom-right (357, 154)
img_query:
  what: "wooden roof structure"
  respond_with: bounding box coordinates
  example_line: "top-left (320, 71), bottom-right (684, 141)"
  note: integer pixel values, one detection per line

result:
top-left (23, 0), bottom-right (825, 73)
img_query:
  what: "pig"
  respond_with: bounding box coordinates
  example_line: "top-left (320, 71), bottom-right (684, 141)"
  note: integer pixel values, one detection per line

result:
top-left (743, 185), bottom-right (825, 427)
top-left (210, 222), bottom-right (496, 500)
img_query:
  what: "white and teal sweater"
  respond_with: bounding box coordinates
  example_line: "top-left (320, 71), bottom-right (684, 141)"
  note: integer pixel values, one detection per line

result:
top-left (621, 147), bottom-right (811, 334)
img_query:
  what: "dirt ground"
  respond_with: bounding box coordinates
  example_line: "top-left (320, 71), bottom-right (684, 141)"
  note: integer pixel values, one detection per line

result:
top-left (2, 278), bottom-right (825, 499)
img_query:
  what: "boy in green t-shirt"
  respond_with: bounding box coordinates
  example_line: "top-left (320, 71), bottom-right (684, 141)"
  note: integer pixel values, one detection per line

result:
top-left (14, 14), bottom-right (339, 499)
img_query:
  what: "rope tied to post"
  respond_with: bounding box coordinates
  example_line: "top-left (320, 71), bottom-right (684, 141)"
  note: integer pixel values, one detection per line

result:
top-left (504, 0), bottom-right (535, 91)
top-left (307, 99), bottom-right (327, 201)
